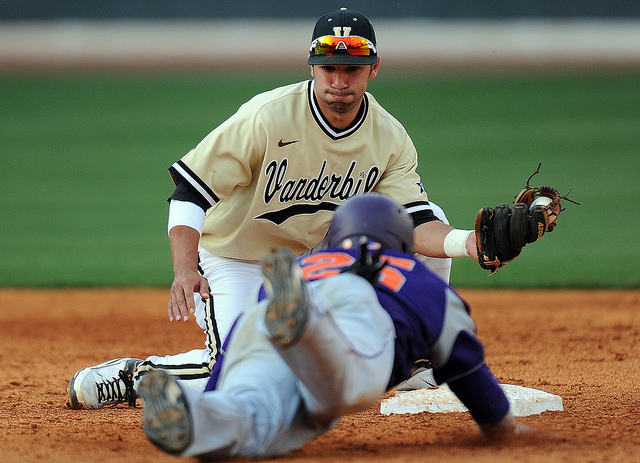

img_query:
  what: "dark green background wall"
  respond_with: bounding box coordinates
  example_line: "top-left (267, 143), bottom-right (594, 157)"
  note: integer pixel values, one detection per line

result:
top-left (1, 0), bottom-right (639, 19)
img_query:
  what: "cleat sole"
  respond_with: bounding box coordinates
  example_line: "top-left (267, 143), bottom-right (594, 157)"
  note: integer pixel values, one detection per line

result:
top-left (139, 370), bottom-right (192, 455)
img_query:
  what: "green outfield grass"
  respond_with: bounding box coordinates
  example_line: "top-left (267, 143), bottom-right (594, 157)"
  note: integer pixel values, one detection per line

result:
top-left (1, 70), bottom-right (638, 287)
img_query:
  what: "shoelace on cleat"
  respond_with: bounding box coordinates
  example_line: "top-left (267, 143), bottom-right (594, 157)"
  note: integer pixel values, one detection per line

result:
top-left (95, 370), bottom-right (137, 407)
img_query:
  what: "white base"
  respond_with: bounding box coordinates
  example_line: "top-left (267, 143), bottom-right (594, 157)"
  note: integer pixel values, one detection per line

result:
top-left (381, 384), bottom-right (563, 417)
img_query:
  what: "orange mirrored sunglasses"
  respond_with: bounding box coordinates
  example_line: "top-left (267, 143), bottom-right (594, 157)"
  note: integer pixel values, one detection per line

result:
top-left (310, 35), bottom-right (377, 56)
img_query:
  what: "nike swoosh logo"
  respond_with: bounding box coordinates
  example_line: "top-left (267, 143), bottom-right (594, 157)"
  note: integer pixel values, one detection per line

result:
top-left (278, 138), bottom-right (299, 147)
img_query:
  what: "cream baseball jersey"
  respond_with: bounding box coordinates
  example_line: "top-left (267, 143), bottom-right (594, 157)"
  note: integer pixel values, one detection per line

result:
top-left (169, 80), bottom-right (434, 261)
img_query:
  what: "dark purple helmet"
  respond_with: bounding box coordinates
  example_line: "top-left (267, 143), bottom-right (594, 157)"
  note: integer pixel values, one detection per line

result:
top-left (326, 193), bottom-right (415, 253)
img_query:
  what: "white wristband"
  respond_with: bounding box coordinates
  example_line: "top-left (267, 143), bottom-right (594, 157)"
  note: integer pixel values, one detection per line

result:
top-left (443, 229), bottom-right (473, 258)
top-left (168, 200), bottom-right (206, 237)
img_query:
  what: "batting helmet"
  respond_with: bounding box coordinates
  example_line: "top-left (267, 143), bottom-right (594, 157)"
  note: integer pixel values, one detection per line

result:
top-left (326, 193), bottom-right (415, 253)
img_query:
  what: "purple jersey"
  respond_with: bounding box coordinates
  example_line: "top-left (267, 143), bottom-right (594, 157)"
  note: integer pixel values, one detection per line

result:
top-left (299, 248), bottom-right (485, 389)
top-left (208, 246), bottom-right (509, 425)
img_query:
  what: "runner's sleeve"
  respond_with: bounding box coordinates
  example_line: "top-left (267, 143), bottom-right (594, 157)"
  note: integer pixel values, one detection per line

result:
top-left (447, 364), bottom-right (511, 425)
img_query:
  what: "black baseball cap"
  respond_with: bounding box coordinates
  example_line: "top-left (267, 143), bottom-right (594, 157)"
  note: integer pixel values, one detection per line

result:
top-left (308, 8), bottom-right (378, 66)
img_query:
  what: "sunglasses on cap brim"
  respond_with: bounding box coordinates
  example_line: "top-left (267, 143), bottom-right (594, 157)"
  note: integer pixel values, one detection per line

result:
top-left (310, 35), bottom-right (377, 57)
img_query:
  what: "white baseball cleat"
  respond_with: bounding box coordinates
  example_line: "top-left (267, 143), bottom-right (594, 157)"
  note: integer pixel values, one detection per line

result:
top-left (261, 248), bottom-right (311, 347)
top-left (139, 369), bottom-right (192, 456)
top-left (67, 357), bottom-right (142, 409)
top-left (396, 359), bottom-right (438, 392)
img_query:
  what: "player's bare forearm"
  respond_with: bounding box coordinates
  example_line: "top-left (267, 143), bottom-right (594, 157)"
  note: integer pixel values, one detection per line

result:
top-left (413, 221), bottom-right (479, 262)
top-left (168, 226), bottom-right (209, 322)
top-left (413, 221), bottom-right (449, 257)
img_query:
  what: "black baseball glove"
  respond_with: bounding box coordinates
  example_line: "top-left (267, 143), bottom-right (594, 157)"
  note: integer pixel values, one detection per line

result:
top-left (475, 164), bottom-right (579, 275)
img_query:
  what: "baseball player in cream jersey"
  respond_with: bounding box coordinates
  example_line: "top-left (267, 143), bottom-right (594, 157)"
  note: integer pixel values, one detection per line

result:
top-left (66, 8), bottom-right (478, 410)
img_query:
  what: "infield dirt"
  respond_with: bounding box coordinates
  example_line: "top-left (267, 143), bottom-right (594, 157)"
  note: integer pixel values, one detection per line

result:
top-left (1, 288), bottom-right (639, 462)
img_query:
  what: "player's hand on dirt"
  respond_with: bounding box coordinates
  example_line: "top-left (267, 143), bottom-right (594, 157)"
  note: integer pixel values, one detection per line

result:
top-left (479, 413), bottom-right (558, 442)
top-left (168, 270), bottom-right (209, 322)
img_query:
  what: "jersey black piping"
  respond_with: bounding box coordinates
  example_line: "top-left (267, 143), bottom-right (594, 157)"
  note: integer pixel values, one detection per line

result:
top-left (308, 80), bottom-right (368, 141)
top-left (169, 161), bottom-right (220, 208)
top-left (403, 200), bottom-right (439, 227)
